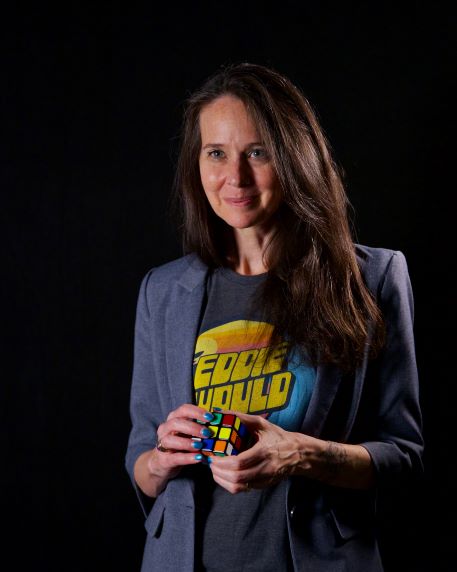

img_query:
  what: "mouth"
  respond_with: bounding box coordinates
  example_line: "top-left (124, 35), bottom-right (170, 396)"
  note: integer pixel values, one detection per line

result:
top-left (224, 196), bottom-right (259, 207)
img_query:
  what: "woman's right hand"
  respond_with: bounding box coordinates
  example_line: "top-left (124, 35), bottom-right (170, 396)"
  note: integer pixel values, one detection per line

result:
top-left (134, 404), bottom-right (214, 498)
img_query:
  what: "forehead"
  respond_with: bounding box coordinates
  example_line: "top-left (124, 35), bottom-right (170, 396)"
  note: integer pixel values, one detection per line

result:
top-left (199, 95), bottom-right (259, 140)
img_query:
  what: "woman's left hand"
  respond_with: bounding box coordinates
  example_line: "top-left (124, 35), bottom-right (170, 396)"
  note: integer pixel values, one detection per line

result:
top-left (207, 411), bottom-right (316, 493)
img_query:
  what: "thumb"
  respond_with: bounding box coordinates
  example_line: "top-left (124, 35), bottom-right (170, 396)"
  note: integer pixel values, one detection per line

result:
top-left (231, 410), bottom-right (265, 430)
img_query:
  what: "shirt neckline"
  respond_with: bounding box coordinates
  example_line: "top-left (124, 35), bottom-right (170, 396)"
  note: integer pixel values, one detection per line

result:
top-left (216, 266), bottom-right (268, 286)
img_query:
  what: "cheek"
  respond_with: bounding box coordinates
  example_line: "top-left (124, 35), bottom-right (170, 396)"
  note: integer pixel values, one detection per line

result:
top-left (207, 171), bottom-right (223, 188)
top-left (206, 173), bottom-right (219, 187)
top-left (200, 164), bottom-right (219, 190)
top-left (261, 172), bottom-right (282, 202)
top-left (200, 174), bottom-right (220, 208)
top-left (257, 164), bottom-right (278, 185)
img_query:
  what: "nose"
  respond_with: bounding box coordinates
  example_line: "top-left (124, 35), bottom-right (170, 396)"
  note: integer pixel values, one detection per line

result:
top-left (227, 156), bottom-right (252, 188)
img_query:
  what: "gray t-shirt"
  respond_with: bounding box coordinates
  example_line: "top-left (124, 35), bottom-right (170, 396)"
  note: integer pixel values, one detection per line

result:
top-left (192, 267), bottom-right (316, 571)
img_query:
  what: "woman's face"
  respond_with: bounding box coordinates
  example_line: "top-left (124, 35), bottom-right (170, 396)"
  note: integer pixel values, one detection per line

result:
top-left (198, 95), bottom-right (282, 232)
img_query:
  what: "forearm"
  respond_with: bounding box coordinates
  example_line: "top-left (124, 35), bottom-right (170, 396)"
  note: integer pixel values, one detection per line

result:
top-left (134, 449), bottom-right (175, 498)
top-left (290, 434), bottom-right (375, 489)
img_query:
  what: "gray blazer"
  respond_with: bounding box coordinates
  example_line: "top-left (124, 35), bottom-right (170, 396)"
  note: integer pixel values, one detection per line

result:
top-left (125, 244), bottom-right (423, 572)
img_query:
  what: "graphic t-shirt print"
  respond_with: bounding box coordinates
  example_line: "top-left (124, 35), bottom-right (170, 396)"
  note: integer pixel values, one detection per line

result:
top-left (193, 320), bottom-right (315, 431)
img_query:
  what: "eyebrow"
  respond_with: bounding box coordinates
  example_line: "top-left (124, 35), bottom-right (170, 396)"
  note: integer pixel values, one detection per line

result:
top-left (201, 142), bottom-right (264, 150)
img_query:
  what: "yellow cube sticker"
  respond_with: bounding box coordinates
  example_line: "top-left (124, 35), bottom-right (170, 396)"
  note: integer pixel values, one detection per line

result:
top-left (219, 427), bottom-right (231, 440)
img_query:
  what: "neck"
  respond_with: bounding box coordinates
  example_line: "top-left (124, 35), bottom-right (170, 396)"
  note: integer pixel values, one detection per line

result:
top-left (226, 225), bottom-right (275, 275)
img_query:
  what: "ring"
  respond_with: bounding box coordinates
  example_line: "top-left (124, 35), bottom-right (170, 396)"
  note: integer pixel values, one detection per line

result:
top-left (157, 439), bottom-right (169, 453)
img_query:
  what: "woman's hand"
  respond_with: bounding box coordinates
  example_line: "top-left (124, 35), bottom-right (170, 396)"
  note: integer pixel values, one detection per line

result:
top-left (208, 411), bottom-right (375, 494)
top-left (207, 411), bottom-right (304, 493)
top-left (134, 404), bottom-right (214, 498)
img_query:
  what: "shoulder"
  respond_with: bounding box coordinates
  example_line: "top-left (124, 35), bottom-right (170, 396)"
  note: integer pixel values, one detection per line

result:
top-left (137, 253), bottom-right (209, 310)
top-left (355, 243), bottom-right (399, 271)
top-left (143, 253), bottom-right (206, 285)
top-left (355, 243), bottom-right (410, 298)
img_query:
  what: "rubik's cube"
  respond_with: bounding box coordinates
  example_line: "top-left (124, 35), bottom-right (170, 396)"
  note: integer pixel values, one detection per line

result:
top-left (194, 410), bottom-right (253, 457)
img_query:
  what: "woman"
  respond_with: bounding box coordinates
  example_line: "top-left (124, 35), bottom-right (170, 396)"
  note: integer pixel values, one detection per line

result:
top-left (125, 63), bottom-right (423, 572)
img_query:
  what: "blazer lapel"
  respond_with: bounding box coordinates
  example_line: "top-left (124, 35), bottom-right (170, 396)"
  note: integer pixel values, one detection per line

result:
top-left (164, 255), bottom-right (209, 409)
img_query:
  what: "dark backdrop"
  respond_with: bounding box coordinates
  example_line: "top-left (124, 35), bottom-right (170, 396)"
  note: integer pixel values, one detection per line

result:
top-left (2, 3), bottom-right (453, 571)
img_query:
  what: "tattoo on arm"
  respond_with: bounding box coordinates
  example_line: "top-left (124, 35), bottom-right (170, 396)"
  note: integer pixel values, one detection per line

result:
top-left (318, 441), bottom-right (348, 483)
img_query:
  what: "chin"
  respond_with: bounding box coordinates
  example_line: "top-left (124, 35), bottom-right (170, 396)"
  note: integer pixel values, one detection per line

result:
top-left (222, 216), bottom-right (264, 230)
top-left (220, 211), bottom-right (278, 231)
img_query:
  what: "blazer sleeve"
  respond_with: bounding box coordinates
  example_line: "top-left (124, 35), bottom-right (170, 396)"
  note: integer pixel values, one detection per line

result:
top-left (125, 269), bottom-right (159, 516)
top-left (360, 251), bottom-right (424, 484)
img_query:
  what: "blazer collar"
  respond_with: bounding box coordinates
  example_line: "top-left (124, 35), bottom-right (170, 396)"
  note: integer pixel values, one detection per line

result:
top-left (176, 253), bottom-right (209, 292)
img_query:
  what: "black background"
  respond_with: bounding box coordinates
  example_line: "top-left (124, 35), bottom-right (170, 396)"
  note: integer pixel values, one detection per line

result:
top-left (2, 2), bottom-right (454, 571)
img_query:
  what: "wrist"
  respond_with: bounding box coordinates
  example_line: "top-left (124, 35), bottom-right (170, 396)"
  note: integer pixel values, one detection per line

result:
top-left (289, 432), bottom-right (326, 477)
top-left (290, 436), bottom-right (375, 489)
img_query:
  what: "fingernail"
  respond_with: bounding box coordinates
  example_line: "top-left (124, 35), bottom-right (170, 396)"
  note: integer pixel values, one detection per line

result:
top-left (192, 441), bottom-right (203, 449)
top-left (195, 454), bottom-right (203, 461)
top-left (201, 428), bottom-right (211, 437)
top-left (203, 412), bottom-right (214, 421)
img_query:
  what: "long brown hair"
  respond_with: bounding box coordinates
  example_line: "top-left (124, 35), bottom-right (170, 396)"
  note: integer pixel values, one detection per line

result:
top-left (172, 62), bottom-right (384, 370)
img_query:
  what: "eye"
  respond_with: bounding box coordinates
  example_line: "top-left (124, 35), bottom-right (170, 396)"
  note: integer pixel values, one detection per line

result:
top-left (248, 148), bottom-right (268, 159)
top-left (207, 149), bottom-right (225, 159)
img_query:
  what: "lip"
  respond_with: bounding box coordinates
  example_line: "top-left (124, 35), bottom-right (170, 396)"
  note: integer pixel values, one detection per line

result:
top-left (224, 196), bottom-right (259, 206)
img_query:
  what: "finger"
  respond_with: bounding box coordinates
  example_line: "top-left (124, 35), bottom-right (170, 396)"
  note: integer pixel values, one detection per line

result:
top-left (211, 470), bottom-right (252, 495)
top-left (209, 463), bottom-right (251, 485)
top-left (209, 455), bottom-right (285, 491)
top-left (156, 450), bottom-right (206, 469)
top-left (159, 418), bottom-right (215, 440)
top-left (210, 455), bottom-right (269, 483)
top-left (157, 433), bottom-right (205, 453)
top-left (230, 410), bottom-right (267, 432)
top-left (167, 404), bottom-right (214, 423)
top-left (208, 440), bottom-right (265, 470)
